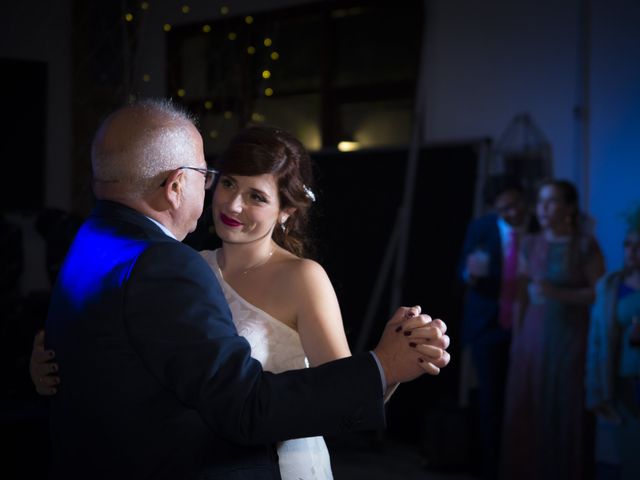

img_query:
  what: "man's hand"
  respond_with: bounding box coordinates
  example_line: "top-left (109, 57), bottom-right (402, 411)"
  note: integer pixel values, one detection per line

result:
top-left (373, 306), bottom-right (450, 386)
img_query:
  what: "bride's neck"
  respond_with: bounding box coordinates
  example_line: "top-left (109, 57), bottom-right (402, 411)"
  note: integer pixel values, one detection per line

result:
top-left (219, 240), bottom-right (275, 274)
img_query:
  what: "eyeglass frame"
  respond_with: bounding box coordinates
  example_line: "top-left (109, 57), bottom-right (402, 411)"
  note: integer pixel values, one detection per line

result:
top-left (160, 166), bottom-right (219, 190)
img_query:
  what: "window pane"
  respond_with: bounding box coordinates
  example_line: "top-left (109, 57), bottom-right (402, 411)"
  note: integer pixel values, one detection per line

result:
top-left (334, 5), bottom-right (421, 87)
top-left (254, 94), bottom-right (321, 151)
top-left (340, 99), bottom-right (414, 148)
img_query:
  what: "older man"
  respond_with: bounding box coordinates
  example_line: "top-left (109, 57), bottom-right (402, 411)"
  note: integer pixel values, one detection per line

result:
top-left (44, 99), bottom-right (450, 479)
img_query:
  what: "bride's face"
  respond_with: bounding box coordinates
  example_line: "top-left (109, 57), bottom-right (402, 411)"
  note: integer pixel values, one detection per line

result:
top-left (212, 173), bottom-right (288, 245)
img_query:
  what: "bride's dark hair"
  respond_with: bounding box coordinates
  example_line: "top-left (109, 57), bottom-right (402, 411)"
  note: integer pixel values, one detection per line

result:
top-left (214, 125), bottom-right (315, 257)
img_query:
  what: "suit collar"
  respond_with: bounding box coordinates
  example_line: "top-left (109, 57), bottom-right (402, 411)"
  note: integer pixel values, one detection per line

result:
top-left (92, 200), bottom-right (171, 239)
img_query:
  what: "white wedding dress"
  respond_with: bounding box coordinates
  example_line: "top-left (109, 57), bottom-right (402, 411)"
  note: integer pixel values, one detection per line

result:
top-left (201, 249), bottom-right (334, 480)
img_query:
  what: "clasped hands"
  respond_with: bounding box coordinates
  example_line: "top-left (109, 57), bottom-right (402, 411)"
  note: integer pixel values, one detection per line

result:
top-left (373, 305), bottom-right (451, 387)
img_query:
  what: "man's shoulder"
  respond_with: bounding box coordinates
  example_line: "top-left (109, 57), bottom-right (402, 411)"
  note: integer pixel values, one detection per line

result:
top-left (140, 239), bottom-right (205, 267)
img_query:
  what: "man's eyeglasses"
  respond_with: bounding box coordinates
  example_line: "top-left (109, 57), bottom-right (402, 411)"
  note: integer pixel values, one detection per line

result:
top-left (161, 166), bottom-right (219, 190)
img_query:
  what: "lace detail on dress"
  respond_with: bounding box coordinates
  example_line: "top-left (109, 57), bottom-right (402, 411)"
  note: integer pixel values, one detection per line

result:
top-left (200, 249), bottom-right (333, 479)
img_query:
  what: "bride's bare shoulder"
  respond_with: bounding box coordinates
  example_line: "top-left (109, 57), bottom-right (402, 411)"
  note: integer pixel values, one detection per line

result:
top-left (273, 252), bottom-right (329, 287)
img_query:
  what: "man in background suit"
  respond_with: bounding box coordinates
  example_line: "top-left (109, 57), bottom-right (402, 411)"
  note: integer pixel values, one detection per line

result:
top-left (458, 174), bottom-right (536, 480)
top-left (44, 98), bottom-right (450, 479)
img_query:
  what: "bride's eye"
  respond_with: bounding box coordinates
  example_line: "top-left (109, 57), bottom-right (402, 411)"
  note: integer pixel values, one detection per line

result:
top-left (220, 177), bottom-right (234, 188)
top-left (250, 192), bottom-right (267, 203)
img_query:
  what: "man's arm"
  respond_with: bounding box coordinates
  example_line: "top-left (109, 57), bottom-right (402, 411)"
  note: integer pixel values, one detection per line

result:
top-left (126, 243), bottom-right (388, 445)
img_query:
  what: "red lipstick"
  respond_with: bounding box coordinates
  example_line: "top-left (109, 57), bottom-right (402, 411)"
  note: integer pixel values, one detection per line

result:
top-left (220, 213), bottom-right (242, 227)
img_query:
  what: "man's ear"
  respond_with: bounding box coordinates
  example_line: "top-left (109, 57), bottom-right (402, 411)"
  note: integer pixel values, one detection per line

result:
top-left (161, 169), bottom-right (185, 209)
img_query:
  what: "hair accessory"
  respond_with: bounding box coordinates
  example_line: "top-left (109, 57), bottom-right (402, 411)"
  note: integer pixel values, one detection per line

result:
top-left (303, 185), bottom-right (316, 202)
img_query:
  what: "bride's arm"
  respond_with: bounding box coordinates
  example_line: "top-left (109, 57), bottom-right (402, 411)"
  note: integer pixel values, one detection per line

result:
top-left (292, 259), bottom-right (401, 401)
top-left (292, 259), bottom-right (351, 367)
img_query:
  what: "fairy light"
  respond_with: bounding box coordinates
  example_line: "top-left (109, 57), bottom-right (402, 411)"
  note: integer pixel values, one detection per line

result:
top-left (251, 113), bottom-right (265, 122)
top-left (270, 51), bottom-right (279, 61)
top-left (142, 74), bottom-right (151, 82)
top-left (181, 5), bottom-right (190, 14)
top-left (247, 46), bottom-right (256, 55)
top-left (177, 88), bottom-right (186, 97)
top-left (204, 100), bottom-right (213, 110)
top-left (263, 38), bottom-right (272, 47)
top-left (163, 23), bottom-right (172, 32)
top-left (141, 2), bottom-right (149, 10)
top-left (125, 13), bottom-right (134, 22)
top-left (245, 16), bottom-right (254, 24)
top-left (209, 130), bottom-right (219, 139)
top-left (220, 6), bottom-right (229, 15)
top-left (264, 87), bottom-right (274, 97)
top-left (224, 111), bottom-right (233, 119)
top-left (202, 24), bottom-right (211, 33)
top-left (227, 32), bottom-right (237, 40)
top-left (262, 70), bottom-right (271, 79)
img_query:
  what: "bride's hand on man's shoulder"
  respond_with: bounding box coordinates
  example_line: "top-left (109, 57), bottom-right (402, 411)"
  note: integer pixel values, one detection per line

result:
top-left (29, 330), bottom-right (60, 396)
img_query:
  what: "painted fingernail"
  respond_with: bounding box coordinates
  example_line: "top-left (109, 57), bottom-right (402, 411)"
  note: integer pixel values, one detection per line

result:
top-left (404, 331), bottom-right (412, 336)
top-left (395, 326), bottom-right (402, 332)
top-left (409, 342), bottom-right (417, 348)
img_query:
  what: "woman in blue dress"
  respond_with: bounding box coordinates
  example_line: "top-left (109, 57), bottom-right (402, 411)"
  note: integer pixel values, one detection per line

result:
top-left (586, 204), bottom-right (640, 480)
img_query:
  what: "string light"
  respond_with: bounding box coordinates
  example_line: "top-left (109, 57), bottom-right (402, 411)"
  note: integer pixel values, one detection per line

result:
top-left (202, 24), bottom-right (211, 33)
top-left (245, 16), bottom-right (254, 24)
top-left (124, 13), bottom-right (134, 22)
top-left (264, 88), bottom-right (274, 97)
top-left (247, 46), bottom-right (256, 55)
top-left (263, 38), bottom-right (272, 47)
top-left (220, 6), bottom-right (229, 15)
top-left (204, 100), bottom-right (213, 110)
top-left (270, 51), bottom-right (279, 61)
top-left (251, 113), bottom-right (265, 122)
top-left (227, 32), bottom-right (237, 40)
top-left (177, 88), bottom-right (186, 97)
top-left (181, 5), bottom-right (190, 14)
top-left (142, 74), bottom-right (151, 82)
top-left (209, 130), bottom-right (219, 139)
top-left (262, 70), bottom-right (271, 79)
top-left (163, 23), bottom-right (172, 32)
top-left (141, 2), bottom-right (149, 11)
top-left (224, 111), bottom-right (233, 119)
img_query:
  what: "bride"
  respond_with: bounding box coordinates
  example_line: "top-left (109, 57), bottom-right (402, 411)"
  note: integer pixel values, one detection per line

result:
top-left (31, 125), bottom-right (418, 479)
top-left (202, 125), bottom-right (353, 479)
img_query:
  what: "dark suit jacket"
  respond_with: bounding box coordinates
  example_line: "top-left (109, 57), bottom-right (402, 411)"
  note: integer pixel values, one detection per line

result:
top-left (46, 200), bottom-right (385, 480)
top-left (458, 214), bottom-right (504, 345)
top-left (458, 213), bottom-right (538, 345)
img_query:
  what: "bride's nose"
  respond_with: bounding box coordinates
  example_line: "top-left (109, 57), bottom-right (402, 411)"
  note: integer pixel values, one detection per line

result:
top-left (228, 193), bottom-right (244, 213)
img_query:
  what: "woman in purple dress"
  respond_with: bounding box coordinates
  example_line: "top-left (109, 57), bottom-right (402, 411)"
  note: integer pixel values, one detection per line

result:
top-left (501, 179), bottom-right (605, 480)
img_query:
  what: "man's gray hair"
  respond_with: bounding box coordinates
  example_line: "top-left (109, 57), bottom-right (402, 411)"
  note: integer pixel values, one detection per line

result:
top-left (91, 98), bottom-right (200, 198)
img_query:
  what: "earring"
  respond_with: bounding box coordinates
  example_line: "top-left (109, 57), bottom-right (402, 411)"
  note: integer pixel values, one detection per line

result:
top-left (280, 216), bottom-right (287, 232)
